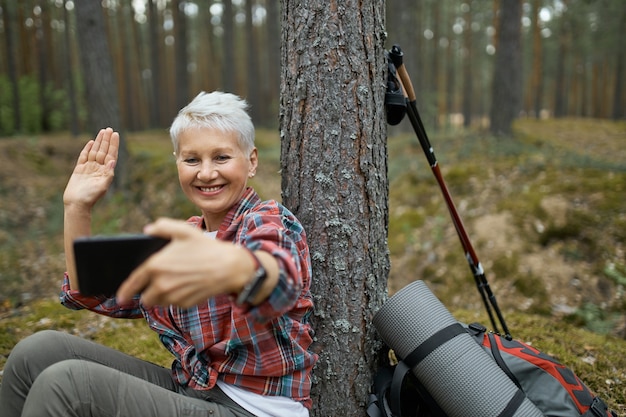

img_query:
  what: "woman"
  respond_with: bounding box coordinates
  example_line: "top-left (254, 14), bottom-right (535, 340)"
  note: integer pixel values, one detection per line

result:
top-left (0, 92), bottom-right (318, 417)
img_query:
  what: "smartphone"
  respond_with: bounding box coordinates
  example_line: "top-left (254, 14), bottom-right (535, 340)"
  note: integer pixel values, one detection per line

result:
top-left (73, 234), bottom-right (170, 297)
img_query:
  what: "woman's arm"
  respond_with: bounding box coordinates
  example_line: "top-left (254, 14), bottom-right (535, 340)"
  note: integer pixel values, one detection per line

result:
top-left (116, 218), bottom-right (280, 308)
top-left (63, 128), bottom-right (119, 289)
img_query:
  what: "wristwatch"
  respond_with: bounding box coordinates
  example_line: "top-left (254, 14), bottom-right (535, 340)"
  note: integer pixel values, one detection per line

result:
top-left (236, 249), bottom-right (268, 306)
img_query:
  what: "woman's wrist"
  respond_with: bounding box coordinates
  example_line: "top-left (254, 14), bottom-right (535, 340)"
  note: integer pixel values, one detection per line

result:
top-left (64, 201), bottom-right (94, 216)
top-left (236, 248), bottom-right (268, 306)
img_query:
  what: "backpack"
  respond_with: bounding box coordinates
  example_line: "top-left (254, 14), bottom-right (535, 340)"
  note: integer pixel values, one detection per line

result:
top-left (367, 281), bottom-right (617, 417)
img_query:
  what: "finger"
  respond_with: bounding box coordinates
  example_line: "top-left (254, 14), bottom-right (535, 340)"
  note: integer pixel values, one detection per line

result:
top-left (102, 131), bottom-right (119, 171)
top-left (95, 128), bottom-right (114, 164)
top-left (75, 140), bottom-right (95, 165)
top-left (116, 263), bottom-right (151, 304)
top-left (106, 131), bottom-right (120, 163)
top-left (89, 129), bottom-right (106, 161)
top-left (144, 218), bottom-right (199, 241)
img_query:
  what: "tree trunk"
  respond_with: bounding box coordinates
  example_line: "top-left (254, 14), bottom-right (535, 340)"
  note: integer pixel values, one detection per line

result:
top-left (612, 40), bottom-right (624, 120)
top-left (553, 2), bottom-right (569, 119)
top-left (35, 1), bottom-right (52, 132)
top-left (431, 1), bottom-right (441, 130)
top-left (244, 0), bottom-right (260, 124)
top-left (265, 0), bottom-right (280, 127)
top-left (1, 0), bottom-right (21, 134)
top-left (221, 0), bottom-right (235, 93)
top-left (62, 0), bottom-right (79, 136)
top-left (462, 3), bottom-right (473, 128)
top-left (489, 0), bottom-right (522, 136)
top-left (147, 0), bottom-right (162, 128)
top-left (173, 0), bottom-right (190, 111)
top-left (119, 3), bottom-right (138, 131)
top-left (280, 2), bottom-right (389, 416)
top-left (74, 0), bottom-right (128, 190)
top-left (529, 0), bottom-right (543, 119)
top-left (611, 6), bottom-right (625, 120)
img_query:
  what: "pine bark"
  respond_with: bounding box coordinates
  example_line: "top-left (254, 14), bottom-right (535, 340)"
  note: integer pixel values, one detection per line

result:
top-left (280, 1), bottom-right (389, 415)
top-left (74, 0), bottom-right (128, 190)
top-left (489, 0), bottom-right (523, 136)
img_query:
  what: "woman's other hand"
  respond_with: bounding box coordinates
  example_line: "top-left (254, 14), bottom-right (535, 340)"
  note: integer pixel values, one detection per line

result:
top-left (63, 127), bottom-right (119, 210)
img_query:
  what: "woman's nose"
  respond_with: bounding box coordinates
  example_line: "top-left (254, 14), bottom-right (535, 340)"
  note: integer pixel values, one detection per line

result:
top-left (197, 162), bottom-right (217, 180)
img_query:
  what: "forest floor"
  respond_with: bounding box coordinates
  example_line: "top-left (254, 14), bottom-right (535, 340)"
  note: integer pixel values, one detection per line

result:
top-left (0, 118), bottom-right (625, 412)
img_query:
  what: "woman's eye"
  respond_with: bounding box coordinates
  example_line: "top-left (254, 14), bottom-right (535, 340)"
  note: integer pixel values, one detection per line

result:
top-left (184, 158), bottom-right (199, 164)
top-left (216, 155), bottom-right (231, 162)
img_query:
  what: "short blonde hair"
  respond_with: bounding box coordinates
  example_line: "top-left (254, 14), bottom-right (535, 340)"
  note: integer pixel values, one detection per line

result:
top-left (169, 91), bottom-right (255, 154)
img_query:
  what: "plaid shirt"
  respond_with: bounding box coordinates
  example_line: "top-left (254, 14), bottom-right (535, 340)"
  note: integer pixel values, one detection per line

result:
top-left (60, 187), bottom-right (318, 408)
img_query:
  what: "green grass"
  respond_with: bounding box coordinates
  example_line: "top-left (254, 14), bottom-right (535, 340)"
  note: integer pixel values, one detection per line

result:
top-left (0, 299), bottom-right (171, 372)
top-left (1, 300), bottom-right (623, 412)
top-left (0, 119), bottom-right (624, 412)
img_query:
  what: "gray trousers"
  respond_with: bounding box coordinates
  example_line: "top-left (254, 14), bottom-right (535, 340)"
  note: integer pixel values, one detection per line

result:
top-left (0, 330), bottom-right (257, 417)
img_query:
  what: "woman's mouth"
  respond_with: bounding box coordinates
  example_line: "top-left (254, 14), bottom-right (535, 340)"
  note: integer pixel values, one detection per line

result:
top-left (197, 185), bottom-right (223, 193)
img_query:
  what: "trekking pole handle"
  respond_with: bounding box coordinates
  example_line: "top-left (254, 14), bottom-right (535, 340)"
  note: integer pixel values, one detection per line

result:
top-left (389, 45), bottom-right (416, 102)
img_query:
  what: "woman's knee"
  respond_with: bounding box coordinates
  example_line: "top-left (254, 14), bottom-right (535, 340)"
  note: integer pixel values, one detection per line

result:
top-left (5, 330), bottom-right (68, 373)
top-left (9, 330), bottom-right (68, 358)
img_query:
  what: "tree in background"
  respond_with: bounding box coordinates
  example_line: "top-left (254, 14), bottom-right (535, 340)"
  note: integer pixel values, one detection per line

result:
top-left (280, 1), bottom-right (389, 415)
top-left (149, 0), bottom-right (164, 127)
top-left (62, 0), bottom-right (79, 136)
top-left (173, 0), bottom-right (191, 111)
top-left (2, 0), bottom-right (624, 137)
top-left (221, 0), bottom-right (235, 94)
top-left (552, 0), bottom-right (570, 118)
top-left (527, 0), bottom-right (544, 119)
top-left (0, 0), bottom-right (21, 134)
top-left (612, 7), bottom-right (625, 120)
top-left (490, 0), bottom-right (523, 136)
top-left (74, 0), bottom-right (128, 190)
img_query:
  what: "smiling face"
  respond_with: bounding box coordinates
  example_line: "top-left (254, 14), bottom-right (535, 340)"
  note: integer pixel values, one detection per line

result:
top-left (175, 127), bottom-right (257, 231)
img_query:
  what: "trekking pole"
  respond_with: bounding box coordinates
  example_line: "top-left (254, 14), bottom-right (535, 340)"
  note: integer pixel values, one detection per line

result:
top-left (388, 44), bottom-right (512, 339)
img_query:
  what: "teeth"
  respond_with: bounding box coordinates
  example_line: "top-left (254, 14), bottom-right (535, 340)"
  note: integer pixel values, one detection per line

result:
top-left (199, 186), bottom-right (221, 192)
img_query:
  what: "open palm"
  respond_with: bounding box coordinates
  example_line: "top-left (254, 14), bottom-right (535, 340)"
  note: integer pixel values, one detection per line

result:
top-left (63, 128), bottom-right (120, 209)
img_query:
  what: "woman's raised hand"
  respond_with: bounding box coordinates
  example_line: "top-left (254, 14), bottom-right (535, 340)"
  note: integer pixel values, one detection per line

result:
top-left (63, 128), bottom-right (119, 210)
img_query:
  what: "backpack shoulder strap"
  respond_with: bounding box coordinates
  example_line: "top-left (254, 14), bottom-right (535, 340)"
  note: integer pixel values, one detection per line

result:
top-left (487, 332), bottom-right (522, 389)
top-left (467, 322), bottom-right (522, 389)
top-left (367, 365), bottom-right (395, 417)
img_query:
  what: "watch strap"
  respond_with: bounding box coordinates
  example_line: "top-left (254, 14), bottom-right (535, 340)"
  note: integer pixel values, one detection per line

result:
top-left (236, 248), bottom-right (268, 306)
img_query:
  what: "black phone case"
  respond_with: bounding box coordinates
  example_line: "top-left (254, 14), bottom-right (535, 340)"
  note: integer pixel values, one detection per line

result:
top-left (73, 234), bottom-right (170, 297)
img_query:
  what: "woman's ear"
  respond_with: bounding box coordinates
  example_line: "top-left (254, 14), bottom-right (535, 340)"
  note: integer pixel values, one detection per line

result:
top-left (248, 148), bottom-right (258, 177)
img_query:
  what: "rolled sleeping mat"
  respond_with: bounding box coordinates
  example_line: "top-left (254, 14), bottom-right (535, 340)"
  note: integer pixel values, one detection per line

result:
top-left (373, 280), bottom-right (543, 417)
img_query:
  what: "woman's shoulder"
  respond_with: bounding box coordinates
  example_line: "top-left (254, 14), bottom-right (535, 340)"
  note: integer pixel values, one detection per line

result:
top-left (245, 198), bottom-right (304, 230)
top-left (250, 198), bottom-right (296, 218)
